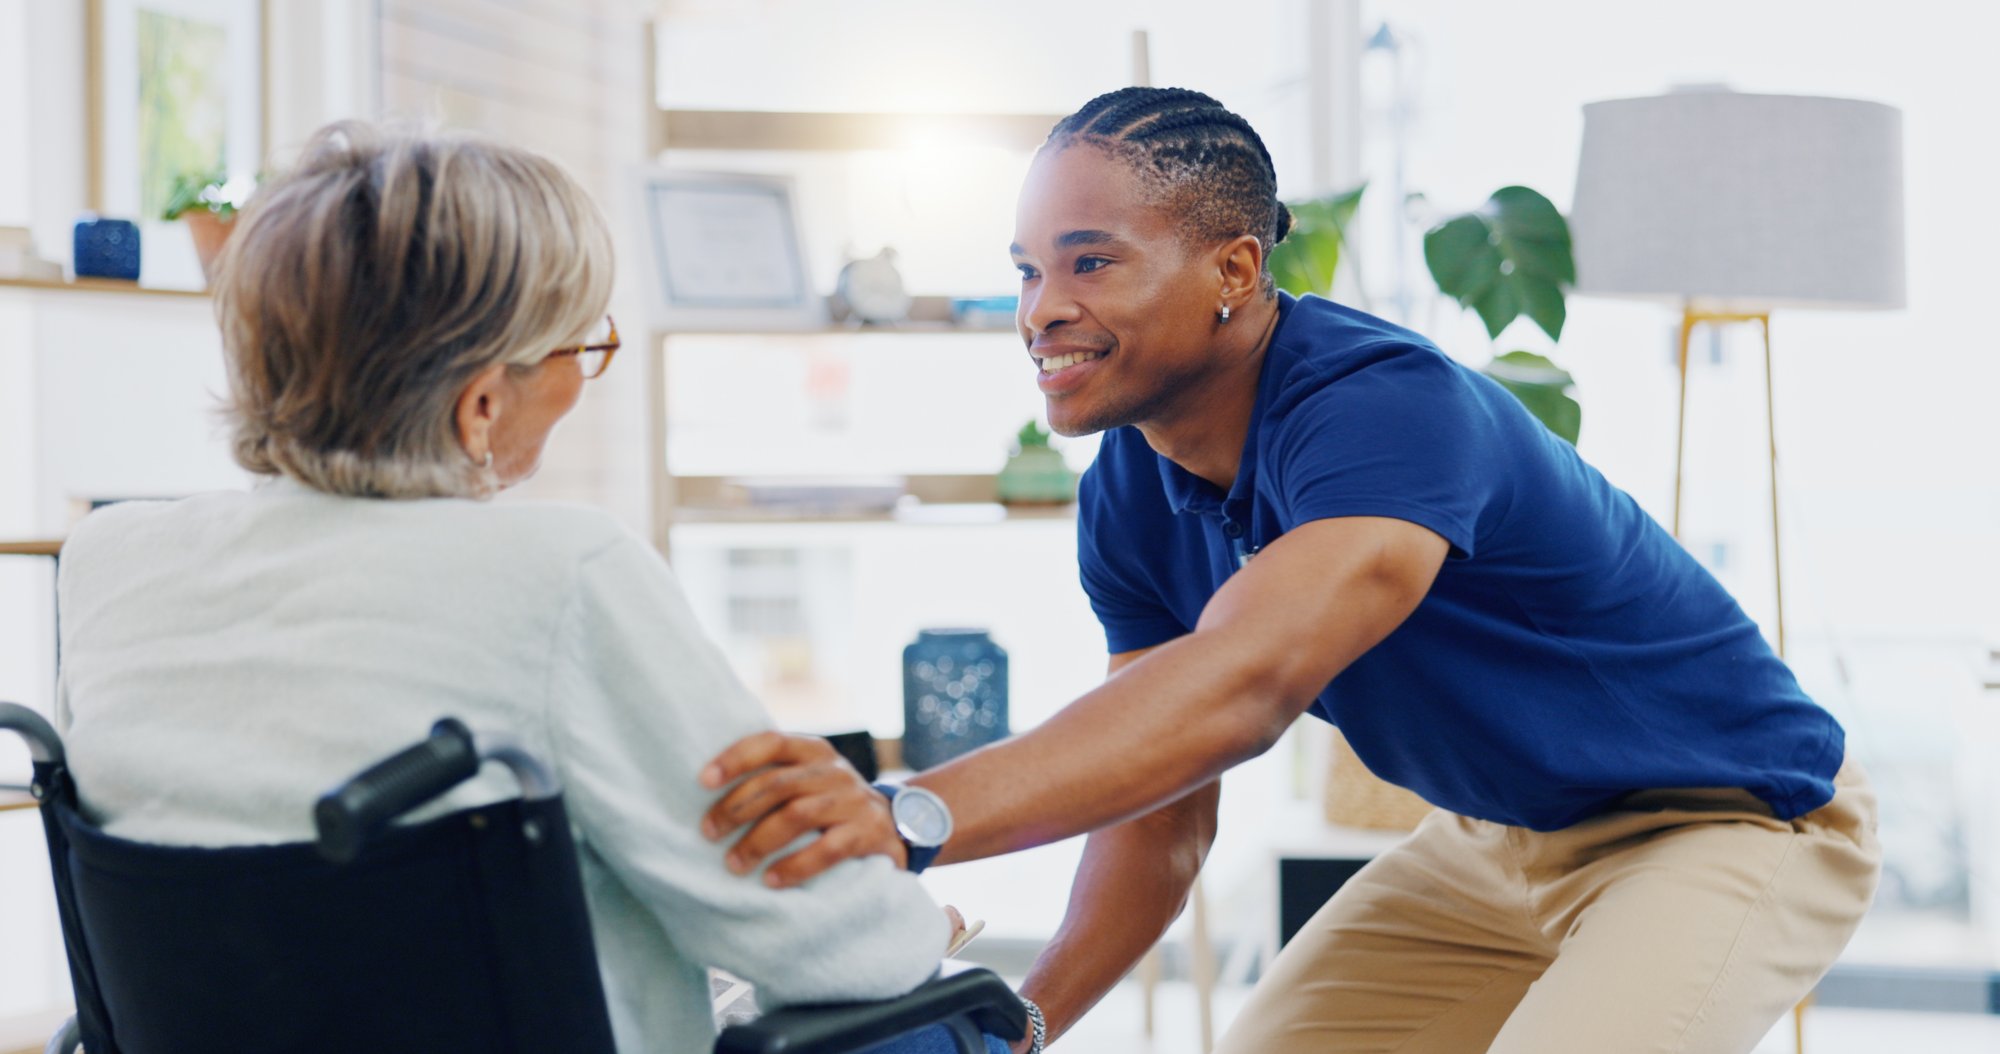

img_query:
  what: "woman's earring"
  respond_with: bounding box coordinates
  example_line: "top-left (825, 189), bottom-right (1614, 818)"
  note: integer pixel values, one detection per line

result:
top-left (1220, 304), bottom-right (1232, 324)
top-left (483, 450), bottom-right (494, 470)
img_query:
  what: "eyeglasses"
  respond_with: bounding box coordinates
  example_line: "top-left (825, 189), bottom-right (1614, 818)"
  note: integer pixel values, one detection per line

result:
top-left (545, 315), bottom-right (620, 379)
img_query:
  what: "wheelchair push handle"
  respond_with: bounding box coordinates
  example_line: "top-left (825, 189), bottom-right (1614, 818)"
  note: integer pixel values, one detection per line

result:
top-left (315, 718), bottom-right (479, 864)
top-left (0, 702), bottom-right (64, 767)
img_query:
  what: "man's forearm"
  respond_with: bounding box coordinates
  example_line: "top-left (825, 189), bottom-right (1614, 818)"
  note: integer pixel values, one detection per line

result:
top-left (1017, 783), bottom-right (1220, 1048)
top-left (914, 625), bottom-right (1284, 865)
top-left (912, 518), bottom-right (1439, 866)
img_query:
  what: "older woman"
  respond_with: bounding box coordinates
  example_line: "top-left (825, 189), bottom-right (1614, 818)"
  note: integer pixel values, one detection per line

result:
top-left (52, 122), bottom-right (987, 1053)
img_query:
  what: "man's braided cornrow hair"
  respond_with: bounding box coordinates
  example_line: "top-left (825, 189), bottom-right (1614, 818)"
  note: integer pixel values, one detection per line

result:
top-left (1046, 87), bottom-right (1294, 291)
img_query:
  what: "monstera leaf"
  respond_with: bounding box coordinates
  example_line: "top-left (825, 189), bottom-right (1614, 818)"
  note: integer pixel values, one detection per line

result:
top-left (1482, 350), bottom-right (1581, 444)
top-left (1268, 183), bottom-right (1366, 297)
top-left (1424, 186), bottom-right (1575, 341)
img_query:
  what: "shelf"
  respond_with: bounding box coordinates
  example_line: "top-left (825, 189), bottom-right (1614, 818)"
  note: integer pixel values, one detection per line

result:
top-left (665, 476), bottom-right (1075, 526)
top-left (0, 540), bottom-right (62, 558)
top-left (664, 319), bottom-right (1017, 338)
top-left (658, 295), bottom-right (1018, 337)
top-left (655, 109), bottom-right (1064, 153)
top-left (671, 503), bottom-right (1074, 527)
top-left (0, 276), bottom-right (208, 299)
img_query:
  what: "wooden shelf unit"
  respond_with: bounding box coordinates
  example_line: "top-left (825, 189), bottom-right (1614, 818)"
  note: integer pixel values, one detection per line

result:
top-left (643, 95), bottom-right (1069, 549)
top-left (0, 276), bottom-right (208, 299)
top-left (668, 474), bottom-right (1073, 526)
top-left (647, 326), bottom-right (1075, 549)
top-left (654, 109), bottom-right (1064, 154)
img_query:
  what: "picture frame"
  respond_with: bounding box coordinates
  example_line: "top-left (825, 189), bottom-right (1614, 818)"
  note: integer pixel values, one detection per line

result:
top-left (635, 169), bottom-right (827, 332)
top-left (88, 0), bottom-right (264, 283)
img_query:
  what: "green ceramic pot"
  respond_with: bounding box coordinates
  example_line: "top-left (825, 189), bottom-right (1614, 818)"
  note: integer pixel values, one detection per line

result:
top-left (996, 446), bottom-right (1076, 505)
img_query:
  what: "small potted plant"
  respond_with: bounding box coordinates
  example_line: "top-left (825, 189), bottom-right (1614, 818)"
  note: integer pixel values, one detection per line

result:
top-left (161, 170), bottom-right (253, 283)
top-left (996, 420), bottom-right (1077, 506)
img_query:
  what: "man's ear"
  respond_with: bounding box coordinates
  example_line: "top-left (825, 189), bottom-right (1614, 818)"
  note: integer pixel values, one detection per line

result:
top-left (454, 362), bottom-right (511, 462)
top-left (1216, 234), bottom-right (1267, 311)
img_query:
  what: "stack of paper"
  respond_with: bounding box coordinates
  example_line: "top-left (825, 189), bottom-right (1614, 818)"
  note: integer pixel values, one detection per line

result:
top-left (0, 227), bottom-right (63, 282)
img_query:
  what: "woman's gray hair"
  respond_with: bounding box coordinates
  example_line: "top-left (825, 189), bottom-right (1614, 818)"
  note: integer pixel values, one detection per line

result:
top-left (213, 120), bottom-right (614, 499)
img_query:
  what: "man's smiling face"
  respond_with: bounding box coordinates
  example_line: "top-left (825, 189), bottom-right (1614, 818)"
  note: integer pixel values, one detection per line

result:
top-left (1010, 142), bottom-right (1230, 437)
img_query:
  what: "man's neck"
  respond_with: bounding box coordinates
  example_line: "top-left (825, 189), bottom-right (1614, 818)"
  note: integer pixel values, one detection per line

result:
top-left (1135, 300), bottom-right (1282, 492)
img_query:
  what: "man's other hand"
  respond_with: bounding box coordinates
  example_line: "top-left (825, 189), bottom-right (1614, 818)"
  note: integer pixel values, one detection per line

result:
top-left (699, 731), bottom-right (906, 887)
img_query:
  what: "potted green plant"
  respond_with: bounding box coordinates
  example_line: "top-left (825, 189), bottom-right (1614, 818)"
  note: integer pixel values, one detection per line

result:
top-left (161, 170), bottom-right (251, 283)
top-left (996, 420), bottom-right (1077, 505)
top-left (1269, 185), bottom-right (1582, 444)
top-left (1422, 186), bottom-right (1580, 443)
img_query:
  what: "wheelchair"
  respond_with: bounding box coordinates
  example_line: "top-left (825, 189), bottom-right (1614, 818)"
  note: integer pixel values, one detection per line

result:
top-left (0, 702), bottom-right (1024, 1054)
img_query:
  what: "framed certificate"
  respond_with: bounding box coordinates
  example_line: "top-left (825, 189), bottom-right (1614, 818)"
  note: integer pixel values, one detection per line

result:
top-left (637, 169), bottom-right (827, 331)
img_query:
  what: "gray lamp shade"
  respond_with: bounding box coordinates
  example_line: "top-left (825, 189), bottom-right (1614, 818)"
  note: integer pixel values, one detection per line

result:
top-left (1570, 88), bottom-right (1906, 311)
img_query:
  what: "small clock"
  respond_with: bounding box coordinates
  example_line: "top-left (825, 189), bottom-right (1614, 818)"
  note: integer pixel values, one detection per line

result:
top-left (834, 247), bottom-right (912, 324)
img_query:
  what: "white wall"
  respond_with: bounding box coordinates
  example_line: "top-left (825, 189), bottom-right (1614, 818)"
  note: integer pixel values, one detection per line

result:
top-left (0, 0), bottom-right (28, 228)
top-left (377, 0), bottom-right (655, 531)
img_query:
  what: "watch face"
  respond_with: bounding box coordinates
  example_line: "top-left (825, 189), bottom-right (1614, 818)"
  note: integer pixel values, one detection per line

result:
top-left (893, 787), bottom-right (954, 847)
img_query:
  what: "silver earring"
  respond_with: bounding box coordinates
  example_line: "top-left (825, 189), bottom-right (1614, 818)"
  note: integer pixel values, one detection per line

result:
top-left (483, 450), bottom-right (494, 469)
top-left (1220, 304), bottom-right (1232, 324)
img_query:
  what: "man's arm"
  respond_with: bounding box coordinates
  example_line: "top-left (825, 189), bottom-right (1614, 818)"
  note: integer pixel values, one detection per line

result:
top-left (919, 514), bottom-right (1444, 863)
top-left (1011, 646), bottom-right (1219, 1049)
top-left (703, 515), bottom-right (1446, 880)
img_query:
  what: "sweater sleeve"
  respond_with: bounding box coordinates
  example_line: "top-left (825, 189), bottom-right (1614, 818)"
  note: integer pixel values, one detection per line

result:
top-left (544, 533), bottom-right (947, 1007)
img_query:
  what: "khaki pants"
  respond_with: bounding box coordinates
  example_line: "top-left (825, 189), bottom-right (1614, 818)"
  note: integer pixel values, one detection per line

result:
top-left (1216, 763), bottom-right (1880, 1054)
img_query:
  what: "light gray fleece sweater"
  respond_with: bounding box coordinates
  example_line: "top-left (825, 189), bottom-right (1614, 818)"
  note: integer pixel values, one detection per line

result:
top-left (54, 480), bottom-right (946, 1052)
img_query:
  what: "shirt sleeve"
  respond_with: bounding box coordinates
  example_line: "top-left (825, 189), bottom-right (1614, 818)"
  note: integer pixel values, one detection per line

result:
top-left (1270, 346), bottom-right (1513, 560)
top-left (544, 533), bottom-right (946, 1007)
top-left (1076, 459), bottom-right (1190, 654)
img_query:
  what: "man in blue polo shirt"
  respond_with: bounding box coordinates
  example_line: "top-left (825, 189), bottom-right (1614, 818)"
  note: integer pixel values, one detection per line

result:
top-left (701, 87), bottom-right (1880, 1054)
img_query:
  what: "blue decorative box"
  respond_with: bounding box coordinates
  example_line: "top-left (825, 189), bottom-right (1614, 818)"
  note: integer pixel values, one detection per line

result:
top-left (902, 628), bottom-right (1009, 771)
top-left (73, 215), bottom-right (141, 281)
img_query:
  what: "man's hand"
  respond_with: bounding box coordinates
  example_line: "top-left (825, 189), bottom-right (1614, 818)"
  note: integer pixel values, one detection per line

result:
top-left (699, 731), bottom-right (906, 887)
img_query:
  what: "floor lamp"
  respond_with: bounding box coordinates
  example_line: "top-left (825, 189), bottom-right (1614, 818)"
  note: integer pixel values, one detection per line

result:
top-left (1569, 87), bottom-right (1906, 1052)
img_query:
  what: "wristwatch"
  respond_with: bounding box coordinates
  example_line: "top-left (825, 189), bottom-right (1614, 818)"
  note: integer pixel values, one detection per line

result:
top-left (872, 782), bottom-right (953, 874)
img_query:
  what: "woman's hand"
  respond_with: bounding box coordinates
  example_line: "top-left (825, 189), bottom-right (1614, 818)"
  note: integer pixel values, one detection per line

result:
top-left (943, 905), bottom-right (967, 953)
top-left (699, 731), bottom-right (906, 888)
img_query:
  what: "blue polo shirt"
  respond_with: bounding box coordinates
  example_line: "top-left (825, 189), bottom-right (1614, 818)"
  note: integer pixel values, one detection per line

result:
top-left (1076, 292), bottom-right (1843, 831)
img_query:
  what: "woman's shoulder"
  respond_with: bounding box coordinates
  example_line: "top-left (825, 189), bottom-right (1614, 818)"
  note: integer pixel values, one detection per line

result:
top-left (63, 485), bottom-right (648, 583)
top-left (367, 495), bottom-right (654, 581)
top-left (61, 493), bottom-right (214, 560)
top-left (437, 497), bottom-right (633, 549)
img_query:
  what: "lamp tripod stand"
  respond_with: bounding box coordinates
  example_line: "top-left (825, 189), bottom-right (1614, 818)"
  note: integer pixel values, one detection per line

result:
top-left (1671, 305), bottom-right (1787, 659)
top-left (1671, 305), bottom-right (1815, 1051)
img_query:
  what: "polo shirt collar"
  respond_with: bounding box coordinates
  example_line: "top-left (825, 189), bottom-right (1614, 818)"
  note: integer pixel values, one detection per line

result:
top-left (1156, 291), bottom-right (1300, 517)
